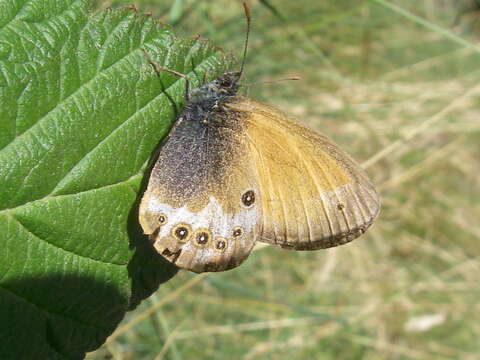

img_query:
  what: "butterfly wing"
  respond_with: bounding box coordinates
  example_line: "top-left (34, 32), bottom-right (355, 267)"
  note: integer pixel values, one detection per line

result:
top-left (226, 97), bottom-right (380, 250)
top-left (139, 114), bottom-right (261, 273)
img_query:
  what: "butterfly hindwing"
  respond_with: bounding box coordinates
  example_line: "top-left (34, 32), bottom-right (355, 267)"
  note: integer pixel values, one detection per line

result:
top-left (139, 110), bottom-right (261, 273)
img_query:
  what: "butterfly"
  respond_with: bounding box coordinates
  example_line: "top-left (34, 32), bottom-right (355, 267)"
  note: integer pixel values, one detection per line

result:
top-left (138, 3), bottom-right (380, 273)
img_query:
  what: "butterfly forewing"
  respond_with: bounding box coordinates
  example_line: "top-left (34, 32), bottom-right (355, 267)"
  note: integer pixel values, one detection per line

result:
top-left (227, 97), bottom-right (380, 250)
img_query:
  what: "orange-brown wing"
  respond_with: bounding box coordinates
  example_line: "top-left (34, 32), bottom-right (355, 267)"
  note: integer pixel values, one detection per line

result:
top-left (226, 97), bottom-right (380, 250)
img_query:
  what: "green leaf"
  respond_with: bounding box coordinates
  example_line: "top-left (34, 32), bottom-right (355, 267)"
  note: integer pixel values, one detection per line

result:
top-left (0, 0), bottom-right (233, 358)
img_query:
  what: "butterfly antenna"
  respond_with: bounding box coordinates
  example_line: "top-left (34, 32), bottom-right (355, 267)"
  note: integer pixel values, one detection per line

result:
top-left (239, 1), bottom-right (251, 79)
top-left (246, 76), bottom-right (301, 86)
top-left (241, 77), bottom-right (300, 94)
top-left (141, 48), bottom-right (191, 101)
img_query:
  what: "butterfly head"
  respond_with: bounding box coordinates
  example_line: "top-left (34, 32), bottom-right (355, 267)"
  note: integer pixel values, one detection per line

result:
top-left (216, 71), bottom-right (242, 95)
top-left (189, 71), bottom-right (241, 105)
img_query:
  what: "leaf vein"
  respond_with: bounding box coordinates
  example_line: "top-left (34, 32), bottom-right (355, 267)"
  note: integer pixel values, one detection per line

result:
top-left (1, 172), bottom-right (143, 215)
top-left (11, 214), bottom-right (126, 267)
top-left (0, 0), bottom-right (28, 32)
top-left (3, 30), bottom-right (162, 151)
top-left (96, 13), bottom-right (135, 72)
top-left (49, 54), bottom-right (218, 196)
top-left (0, 283), bottom-right (114, 333)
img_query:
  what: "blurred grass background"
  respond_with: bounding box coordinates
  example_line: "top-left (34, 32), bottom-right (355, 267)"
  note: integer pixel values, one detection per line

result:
top-left (88, 0), bottom-right (480, 359)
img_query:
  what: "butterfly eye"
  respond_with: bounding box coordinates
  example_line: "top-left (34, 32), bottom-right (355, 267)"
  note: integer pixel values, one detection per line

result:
top-left (337, 203), bottom-right (345, 211)
top-left (171, 223), bottom-right (191, 243)
top-left (215, 238), bottom-right (227, 251)
top-left (241, 190), bottom-right (255, 207)
top-left (158, 214), bottom-right (168, 224)
top-left (233, 227), bottom-right (243, 237)
top-left (194, 229), bottom-right (212, 247)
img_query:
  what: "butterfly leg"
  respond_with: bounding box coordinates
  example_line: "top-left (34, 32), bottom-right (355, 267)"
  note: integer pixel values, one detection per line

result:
top-left (141, 48), bottom-right (191, 101)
